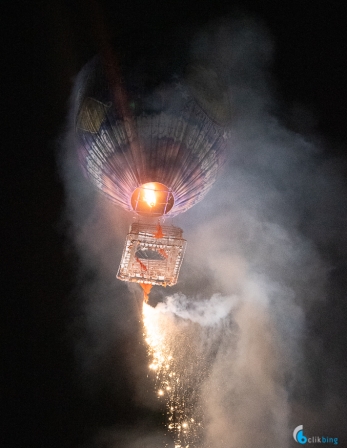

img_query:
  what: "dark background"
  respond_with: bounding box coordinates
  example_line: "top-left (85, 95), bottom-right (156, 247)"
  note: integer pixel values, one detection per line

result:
top-left (3, 1), bottom-right (346, 447)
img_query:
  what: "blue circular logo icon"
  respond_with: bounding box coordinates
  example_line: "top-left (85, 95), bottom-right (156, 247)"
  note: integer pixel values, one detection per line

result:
top-left (293, 425), bottom-right (308, 444)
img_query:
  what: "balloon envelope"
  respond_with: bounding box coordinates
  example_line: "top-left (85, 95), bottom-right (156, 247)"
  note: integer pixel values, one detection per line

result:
top-left (75, 58), bottom-right (229, 217)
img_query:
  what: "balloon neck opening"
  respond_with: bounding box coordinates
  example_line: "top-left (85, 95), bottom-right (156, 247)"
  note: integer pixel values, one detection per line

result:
top-left (131, 182), bottom-right (174, 217)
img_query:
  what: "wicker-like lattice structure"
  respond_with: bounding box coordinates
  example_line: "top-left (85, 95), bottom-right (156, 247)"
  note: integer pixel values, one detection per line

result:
top-left (117, 223), bottom-right (186, 286)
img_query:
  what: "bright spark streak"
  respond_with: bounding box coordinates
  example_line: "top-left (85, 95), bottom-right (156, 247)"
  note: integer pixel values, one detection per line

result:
top-left (142, 302), bottom-right (204, 447)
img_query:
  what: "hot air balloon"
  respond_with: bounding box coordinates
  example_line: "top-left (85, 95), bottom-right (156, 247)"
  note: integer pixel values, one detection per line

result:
top-left (74, 57), bottom-right (230, 301)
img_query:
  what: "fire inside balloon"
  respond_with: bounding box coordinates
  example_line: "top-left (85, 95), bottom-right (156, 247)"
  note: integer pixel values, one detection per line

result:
top-left (75, 57), bottom-right (229, 301)
top-left (131, 182), bottom-right (174, 217)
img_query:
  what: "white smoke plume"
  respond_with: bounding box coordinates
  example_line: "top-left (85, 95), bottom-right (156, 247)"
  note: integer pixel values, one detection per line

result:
top-left (61, 17), bottom-right (347, 448)
top-left (155, 293), bottom-right (237, 326)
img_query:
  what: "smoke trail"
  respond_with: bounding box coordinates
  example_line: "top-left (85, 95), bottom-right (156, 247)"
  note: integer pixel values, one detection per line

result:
top-left (156, 293), bottom-right (236, 326)
top-left (183, 19), bottom-right (346, 448)
top-left (61, 16), bottom-right (347, 448)
top-left (143, 19), bottom-right (346, 448)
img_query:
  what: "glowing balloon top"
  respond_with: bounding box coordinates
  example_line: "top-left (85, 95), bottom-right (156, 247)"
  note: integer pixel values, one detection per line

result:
top-left (74, 58), bottom-right (230, 218)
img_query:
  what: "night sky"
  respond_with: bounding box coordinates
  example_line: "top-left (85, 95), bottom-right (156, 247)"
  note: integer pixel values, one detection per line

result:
top-left (3, 1), bottom-right (347, 447)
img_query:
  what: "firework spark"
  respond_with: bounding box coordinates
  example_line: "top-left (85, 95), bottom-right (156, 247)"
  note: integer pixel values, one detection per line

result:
top-left (142, 301), bottom-right (205, 448)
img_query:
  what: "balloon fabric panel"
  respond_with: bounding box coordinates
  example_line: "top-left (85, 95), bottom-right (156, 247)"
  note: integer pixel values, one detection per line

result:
top-left (75, 59), bottom-right (228, 217)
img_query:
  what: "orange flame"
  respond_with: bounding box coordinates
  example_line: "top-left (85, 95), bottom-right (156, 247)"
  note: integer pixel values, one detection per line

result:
top-left (157, 248), bottom-right (168, 259)
top-left (139, 283), bottom-right (153, 302)
top-left (143, 183), bottom-right (156, 208)
top-left (154, 223), bottom-right (164, 239)
top-left (136, 257), bottom-right (147, 271)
